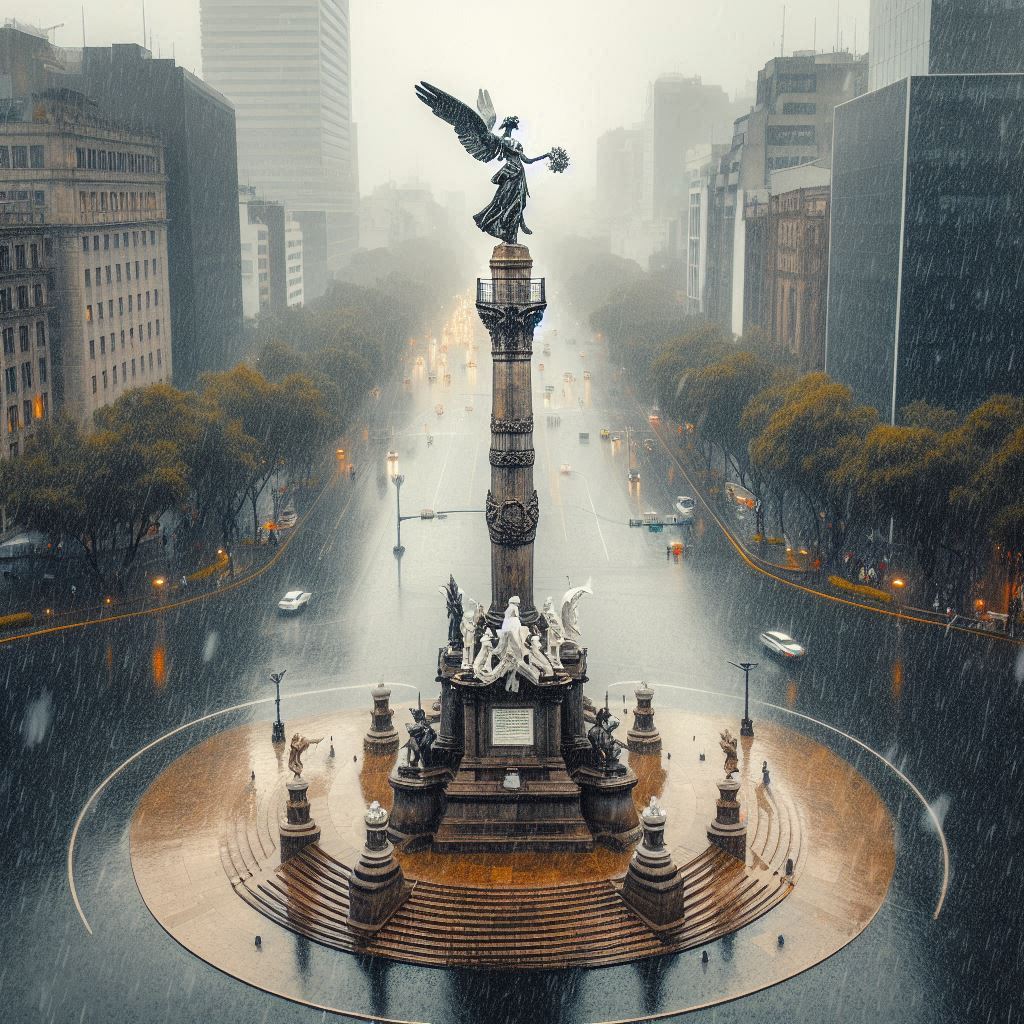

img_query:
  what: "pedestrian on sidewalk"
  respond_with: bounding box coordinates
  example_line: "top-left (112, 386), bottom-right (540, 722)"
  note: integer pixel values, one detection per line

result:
top-left (762, 760), bottom-right (771, 786)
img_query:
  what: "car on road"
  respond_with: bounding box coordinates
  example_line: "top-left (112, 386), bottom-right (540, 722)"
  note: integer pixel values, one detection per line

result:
top-left (759, 630), bottom-right (807, 659)
top-left (600, 428), bottom-right (610, 440)
top-left (386, 450), bottom-right (399, 461)
top-left (611, 433), bottom-right (621, 443)
top-left (435, 403), bottom-right (444, 416)
top-left (560, 463), bottom-right (572, 475)
top-left (643, 437), bottom-right (656, 453)
top-left (674, 495), bottom-right (696, 520)
top-left (648, 407), bottom-right (661, 425)
top-left (278, 590), bottom-right (311, 613)
top-left (583, 370), bottom-right (592, 381)
top-left (628, 468), bottom-right (641, 483)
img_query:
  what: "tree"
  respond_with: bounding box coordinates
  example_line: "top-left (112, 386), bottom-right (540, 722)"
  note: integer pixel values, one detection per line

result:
top-left (750, 374), bottom-right (878, 553)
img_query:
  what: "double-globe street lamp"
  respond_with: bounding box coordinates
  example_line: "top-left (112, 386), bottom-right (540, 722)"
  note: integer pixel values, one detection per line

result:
top-left (269, 670), bottom-right (286, 743)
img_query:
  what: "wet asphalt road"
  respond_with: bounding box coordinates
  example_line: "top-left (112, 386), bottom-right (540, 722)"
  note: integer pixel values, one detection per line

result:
top-left (0, 315), bottom-right (1020, 1024)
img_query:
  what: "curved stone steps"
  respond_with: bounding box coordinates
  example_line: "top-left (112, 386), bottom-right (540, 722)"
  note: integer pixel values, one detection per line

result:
top-left (237, 831), bottom-right (795, 969)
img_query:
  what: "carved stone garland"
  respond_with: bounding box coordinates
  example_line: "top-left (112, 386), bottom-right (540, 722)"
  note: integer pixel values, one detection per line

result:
top-left (485, 489), bottom-right (540, 547)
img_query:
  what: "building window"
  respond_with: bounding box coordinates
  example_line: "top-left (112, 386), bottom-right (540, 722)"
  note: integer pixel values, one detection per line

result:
top-left (97, 302), bottom-right (103, 320)
top-left (100, 336), bottom-right (105, 355)
top-left (89, 338), bottom-right (95, 359)
top-left (115, 264), bottom-right (122, 283)
top-left (121, 361), bottom-right (126, 382)
top-left (21, 362), bottom-right (31, 389)
top-left (33, 190), bottom-right (44, 206)
top-left (150, 230), bottom-right (156, 245)
top-left (777, 73), bottom-right (817, 93)
top-left (35, 322), bottom-right (45, 347)
top-left (118, 296), bottom-right (124, 315)
top-left (102, 370), bottom-right (107, 389)
top-left (12, 146), bottom-right (28, 168)
top-left (30, 243), bottom-right (38, 268)
top-left (113, 233), bottom-right (119, 250)
top-left (147, 321), bottom-right (152, 339)
top-left (126, 263), bottom-right (131, 281)
top-left (120, 330), bottom-right (125, 347)
top-left (33, 284), bottom-right (42, 306)
top-left (156, 348), bottom-right (162, 367)
top-left (82, 236), bottom-right (89, 252)
top-left (85, 268), bottom-right (91, 288)
top-left (14, 245), bottom-right (25, 269)
top-left (155, 319), bottom-right (160, 336)
top-left (39, 358), bottom-right (47, 384)
top-left (128, 295), bottom-right (133, 314)
top-left (5, 367), bottom-right (16, 395)
top-left (2, 328), bottom-right (13, 356)
top-left (7, 406), bottom-right (18, 432)
top-left (782, 102), bottom-right (817, 115)
top-left (93, 235), bottom-right (100, 251)
top-left (105, 266), bottom-right (111, 284)
top-left (17, 286), bottom-right (29, 310)
top-left (0, 289), bottom-right (10, 313)
top-left (153, 288), bottom-right (159, 306)
top-left (23, 400), bottom-right (31, 426)
top-left (148, 352), bottom-right (153, 371)
top-left (108, 299), bottom-right (113, 318)
top-left (91, 375), bottom-right (97, 395)
top-left (19, 325), bottom-right (29, 352)
top-left (0, 247), bottom-right (8, 273)
top-left (767, 124), bottom-right (816, 147)
top-left (0, 146), bottom-right (9, 168)
top-left (112, 365), bottom-right (117, 385)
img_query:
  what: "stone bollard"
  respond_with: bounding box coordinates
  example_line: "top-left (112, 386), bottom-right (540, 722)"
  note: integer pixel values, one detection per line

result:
top-left (707, 777), bottom-right (747, 860)
top-left (626, 681), bottom-right (662, 754)
top-left (346, 802), bottom-right (412, 934)
top-left (364, 683), bottom-right (400, 755)
top-left (279, 775), bottom-right (321, 862)
top-left (618, 797), bottom-right (685, 931)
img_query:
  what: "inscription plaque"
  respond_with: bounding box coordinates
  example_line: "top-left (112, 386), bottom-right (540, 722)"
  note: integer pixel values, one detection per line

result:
top-left (491, 707), bottom-right (535, 746)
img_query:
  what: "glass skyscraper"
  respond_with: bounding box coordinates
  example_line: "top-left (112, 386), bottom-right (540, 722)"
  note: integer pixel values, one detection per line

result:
top-left (826, 74), bottom-right (1024, 422)
top-left (200, 0), bottom-right (358, 298)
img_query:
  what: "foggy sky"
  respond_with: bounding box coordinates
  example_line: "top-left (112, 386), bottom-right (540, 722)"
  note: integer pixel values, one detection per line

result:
top-left (18, 0), bottom-right (868, 203)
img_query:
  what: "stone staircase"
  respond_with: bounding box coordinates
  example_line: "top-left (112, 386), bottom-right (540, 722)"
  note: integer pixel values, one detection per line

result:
top-left (228, 778), bottom-right (801, 969)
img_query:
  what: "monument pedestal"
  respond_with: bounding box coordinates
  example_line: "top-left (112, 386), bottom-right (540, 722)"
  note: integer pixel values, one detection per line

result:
top-left (363, 683), bottom-right (399, 755)
top-left (576, 764), bottom-right (641, 849)
top-left (617, 799), bottom-right (685, 932)
top-left (626, 682), bottom-right (662, 754)
top-left (432, 685), bottom-right (593, 852)
top-left (279, 777), bottom-right (320, 862)
top-left (347, 803), bottom-right (414, 935)
top-left (707, 777), bottom-right (747, 860)
top-left (387, 765), bottom-right (449, 847)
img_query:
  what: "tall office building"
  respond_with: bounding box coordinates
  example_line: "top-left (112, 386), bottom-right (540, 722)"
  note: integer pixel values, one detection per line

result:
top-left (826, 1), bottom-right (1024, 422)
top-left (704, 51), bottom-right (866, 334)
top-left (641, 75), bottom-right (737, 223)
top-left (0, 26), bottom-right (243, 387)
top-left (869, 0), bottom-right (1024, 90)
top-left (200, 0), bottom-right (358, 300)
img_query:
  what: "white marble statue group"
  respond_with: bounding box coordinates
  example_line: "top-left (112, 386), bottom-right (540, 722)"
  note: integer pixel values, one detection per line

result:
top-left (458, 581), bottom-right (593, 691)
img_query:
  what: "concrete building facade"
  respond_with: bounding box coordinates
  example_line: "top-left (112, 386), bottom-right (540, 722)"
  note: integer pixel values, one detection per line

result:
top-left (0, 200), bottom-right (53, 458)
top-left (200, 0), bottom-right (358, 299)
top-left (0, 97), bottom-right (172, 426)
top-left (0, 26), bottom-right (243, 386)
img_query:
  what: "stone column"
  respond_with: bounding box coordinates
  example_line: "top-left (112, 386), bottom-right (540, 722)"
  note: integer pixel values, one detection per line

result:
top-left (364, 683), bottom-right (399, 754)
top-left (476, 243), bottom-right (545, 626)
top-left (279, 776), bottom-right (320, 862)
top-left (627, 682), bottom-right (662, 754)
top-left (347, 802), bottom-right (411, 934)
top-left (618, 799), bottom-right (685, 931)
top-left (707, 777), bottom-right (747, 860)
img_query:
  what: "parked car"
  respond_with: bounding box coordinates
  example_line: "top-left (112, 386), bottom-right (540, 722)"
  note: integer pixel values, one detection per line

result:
top-left (674, 496), bottom-right (696, 520)
top-left (278, 590), bottom-right (311, 613)
top-left (759, 630), bottom-right (807, 659)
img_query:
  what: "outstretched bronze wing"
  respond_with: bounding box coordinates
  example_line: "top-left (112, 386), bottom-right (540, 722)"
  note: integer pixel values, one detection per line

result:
top-left (415, 81), bottom-right (500, 163)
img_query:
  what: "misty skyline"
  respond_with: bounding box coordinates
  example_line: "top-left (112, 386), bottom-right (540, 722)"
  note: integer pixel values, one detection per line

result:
top-left (10, 0), bottom-right (869, 207)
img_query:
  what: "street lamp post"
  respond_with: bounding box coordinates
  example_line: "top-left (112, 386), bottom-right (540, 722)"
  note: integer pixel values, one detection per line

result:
top-left (729, 661), bottom-right (758, 737)
top-left (269, 670), bottom-right (286, 743)
top-left (392, 474), bottom-right (406, 555)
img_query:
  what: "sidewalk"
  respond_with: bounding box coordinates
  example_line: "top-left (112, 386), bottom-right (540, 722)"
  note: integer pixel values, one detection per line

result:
top-left (651, 420), bottom-right (1023, 644)
top-left (0, 474), bottom-right (327, 641)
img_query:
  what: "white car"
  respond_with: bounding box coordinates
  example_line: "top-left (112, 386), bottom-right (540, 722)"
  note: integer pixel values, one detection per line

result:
top-left (278, 590), bottom-right (311, 613)
top-left (559, 463), bottom-right (572, 475)
top-left (759, 630), bottom-right (806, 659)
top-left (674, 496), bottom-right (696, 520)
top-left (386, 450), bottom-right (399, 461)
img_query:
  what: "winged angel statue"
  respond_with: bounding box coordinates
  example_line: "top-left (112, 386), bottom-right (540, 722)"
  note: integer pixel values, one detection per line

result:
top-left (415, 82), bottom-right (569, 245)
